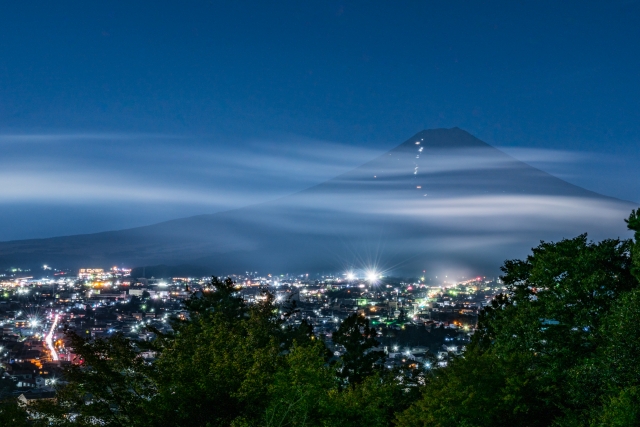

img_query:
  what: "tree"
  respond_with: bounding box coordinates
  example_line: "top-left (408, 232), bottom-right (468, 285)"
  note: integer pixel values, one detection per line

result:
top-left (332, 313), bottom-right (384, 386)
top-left (147, 277), bottom-right (312, 426)
top-left (30, 331), bottom-right (159, 427)
top-left (0, 399), bottom-right (30, 427)
top-left (592, 386), bottom-right (640, 426)
top-left (577, 287), bottom-right (640, 426)
top-left (625, 208), bottom-right (640, 281)
top-left (262, 341), bottom-right (335, 427)
top-left (396, 349), bottom-right (545, 427)
top-left (398, 211), bottom-right (640, 427)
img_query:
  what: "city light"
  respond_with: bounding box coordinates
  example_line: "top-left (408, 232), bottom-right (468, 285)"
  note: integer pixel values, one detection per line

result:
top-left (0, 262), bottom-right (493, 393)
top-left (46, 314), bottom-right (60, 361)
top-left (366, 270), bottom-right (379, 283)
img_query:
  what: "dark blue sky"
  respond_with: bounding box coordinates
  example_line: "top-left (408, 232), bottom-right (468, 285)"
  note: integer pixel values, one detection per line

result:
top-left (1, 1), bottom-right (639, 240)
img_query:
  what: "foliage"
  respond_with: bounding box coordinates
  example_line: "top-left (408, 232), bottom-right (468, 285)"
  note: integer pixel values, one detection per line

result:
top-left (262, 341), bottom-right (335, 427)
top-left (332, 313), bottom-right (385, 386)
top-left (149, 278), bottom-right (288, 426)
top-left (592, 386), bottom-right (640, 426)
top-left (0, 398), bottom-right (30, 427)
top-left (625, 208), bottom-right (640, 281)
top-left (29, 331), bottom-right (158, 426)
top-left (398, 210), bottom-right (640, 426)
top-left (263, 341), bottom-right (417, 427)
top-left (396, 350), bottom-right (545, 427)
top-left (324, 372), bottom-right (421, 427)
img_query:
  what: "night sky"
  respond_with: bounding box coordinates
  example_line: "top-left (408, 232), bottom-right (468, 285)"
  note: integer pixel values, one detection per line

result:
top-left (1, 1), bottom-right (639, 241)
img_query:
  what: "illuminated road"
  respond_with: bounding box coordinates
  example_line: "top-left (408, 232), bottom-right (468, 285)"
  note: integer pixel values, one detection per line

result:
top-left (45, 314), bottom-right (60, 361)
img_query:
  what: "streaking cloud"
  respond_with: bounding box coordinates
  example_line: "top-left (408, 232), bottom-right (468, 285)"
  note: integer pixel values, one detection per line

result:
top-left (0, 128), bottom-right (634, 277)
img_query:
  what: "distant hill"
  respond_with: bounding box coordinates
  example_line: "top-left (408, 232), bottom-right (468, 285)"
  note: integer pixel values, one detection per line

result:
top-left (0, 128), bottom-right (635, 276)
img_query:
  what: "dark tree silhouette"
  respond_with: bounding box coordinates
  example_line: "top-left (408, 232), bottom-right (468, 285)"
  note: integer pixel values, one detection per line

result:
top-left (332, 313), bottom-right (384, 386)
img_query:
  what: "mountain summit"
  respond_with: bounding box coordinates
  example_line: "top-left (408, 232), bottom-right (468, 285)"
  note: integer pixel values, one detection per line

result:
top-left (0, 128), bottom-right (634, 276)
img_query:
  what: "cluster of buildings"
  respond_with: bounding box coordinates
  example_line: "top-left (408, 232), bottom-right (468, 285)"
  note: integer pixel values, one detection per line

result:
top-left (245, 272), bottom-right (504, 369)
top-left (0, 265), bottom-right (505, 402)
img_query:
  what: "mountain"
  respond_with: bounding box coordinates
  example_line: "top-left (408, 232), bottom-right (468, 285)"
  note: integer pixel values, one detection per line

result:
top-left (0, 128), bottom-right (635, 277)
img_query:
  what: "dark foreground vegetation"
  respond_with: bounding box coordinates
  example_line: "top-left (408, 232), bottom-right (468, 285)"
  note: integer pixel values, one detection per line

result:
top-left (2, 210), bottom-right (640, 426)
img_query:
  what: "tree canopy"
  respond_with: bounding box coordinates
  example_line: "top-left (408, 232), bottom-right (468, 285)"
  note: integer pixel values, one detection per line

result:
top-left (396, 211), bottom-right (640, 426)
top-left (332, 313), bottom-right (385, 386)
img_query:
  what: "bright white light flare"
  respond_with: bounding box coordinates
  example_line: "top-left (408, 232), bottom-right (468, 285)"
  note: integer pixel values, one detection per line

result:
top-left (366, 271), bottom-right (379, 283)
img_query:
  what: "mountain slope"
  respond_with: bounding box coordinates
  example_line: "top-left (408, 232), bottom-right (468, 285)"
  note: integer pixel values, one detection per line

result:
top-left (0, 128), bottom-right (635, 276)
